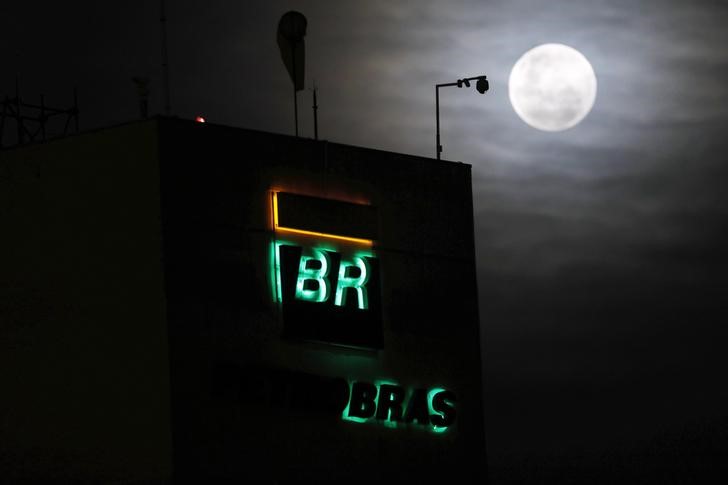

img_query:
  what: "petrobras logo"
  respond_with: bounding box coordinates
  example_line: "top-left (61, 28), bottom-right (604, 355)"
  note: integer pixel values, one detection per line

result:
top-left (270, 190), bottom-right (383, 349)
top-left (213, 362), bottom-right (457, 433)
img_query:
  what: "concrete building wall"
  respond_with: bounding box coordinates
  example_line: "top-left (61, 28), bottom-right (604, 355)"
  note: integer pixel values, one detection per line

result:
top-left (0, 122), bottom-right (173, 483)
top-left (157, 120), bottom-right (484, 483)
top-left (0, 118), bottom-right (484, 483)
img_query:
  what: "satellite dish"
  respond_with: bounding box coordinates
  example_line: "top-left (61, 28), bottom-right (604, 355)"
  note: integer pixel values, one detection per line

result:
top-left (277, 11), bottom-right (307, 92)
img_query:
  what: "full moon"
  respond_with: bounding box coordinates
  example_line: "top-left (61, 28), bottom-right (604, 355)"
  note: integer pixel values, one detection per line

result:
top-left (509, 43), bottom-right (597, 132)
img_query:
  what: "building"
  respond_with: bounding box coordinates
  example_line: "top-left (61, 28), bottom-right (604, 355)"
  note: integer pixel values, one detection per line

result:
top-left (0, 118), bottom-right (485, 483)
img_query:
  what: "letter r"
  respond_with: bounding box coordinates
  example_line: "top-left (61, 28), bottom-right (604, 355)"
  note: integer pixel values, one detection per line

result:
top-left (334, 256), bottom-right (369, 310)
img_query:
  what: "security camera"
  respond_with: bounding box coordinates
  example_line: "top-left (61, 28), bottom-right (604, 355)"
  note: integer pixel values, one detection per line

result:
top-left (476, 76), bottom-right (489, 94)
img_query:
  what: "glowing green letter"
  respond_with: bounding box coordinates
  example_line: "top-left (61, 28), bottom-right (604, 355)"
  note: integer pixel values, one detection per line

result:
top-left (295, 248), bottom-right (329, 302)
top-left (334, 256), bottom-right (369, 310)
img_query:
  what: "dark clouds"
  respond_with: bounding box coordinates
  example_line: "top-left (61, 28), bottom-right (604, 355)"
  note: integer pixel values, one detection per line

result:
top-left (2, 1), bottom-right (727, 482)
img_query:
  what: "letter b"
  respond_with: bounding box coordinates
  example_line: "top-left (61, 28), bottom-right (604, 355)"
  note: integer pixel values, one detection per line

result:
top-left (295, 248), bottom-right (329, 302)
top-left (348, 381), bottom-right (378, 419)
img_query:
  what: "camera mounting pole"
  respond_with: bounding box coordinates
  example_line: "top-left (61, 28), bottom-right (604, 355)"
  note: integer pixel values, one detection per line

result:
top-left (435, 75), bottom-right (489, 160)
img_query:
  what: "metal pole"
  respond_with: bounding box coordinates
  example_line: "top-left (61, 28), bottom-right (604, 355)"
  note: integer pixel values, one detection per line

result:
top-left (160, 0), bottom-right (171, 116)
top-left (293, 88), bottom-right (298, 137)
top-left (435, 76), bottom-right (487, 160)
top-left (15, 76), bottom-right (23, 145)
top-left (0, 96), bottom-right (9, 148)
top-left (436, 85), bottom-right (441, 160)
top-left (292, 43), bottom-right (298, 137)
top-left (0, 96), bottom-right (7, 148)
top-left (73, 86), bottom-right (79, 132)
top-left (313, 87), bottom-right (318, 140)
top-left (40, 94), bottom-right (46, 141)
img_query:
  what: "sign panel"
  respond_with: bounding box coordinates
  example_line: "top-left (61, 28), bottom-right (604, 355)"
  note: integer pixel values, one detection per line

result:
top-left (270, 191), bottom-right (383, 348)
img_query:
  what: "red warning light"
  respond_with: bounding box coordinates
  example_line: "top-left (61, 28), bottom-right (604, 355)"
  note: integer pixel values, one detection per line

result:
top-left (195, 116), bottom-right (206, 123)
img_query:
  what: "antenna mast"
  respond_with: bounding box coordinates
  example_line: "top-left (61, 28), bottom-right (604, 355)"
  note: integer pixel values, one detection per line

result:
top-left (160, 0), bottom-right (171, 116)
top-left (312, 85), bottom-right (318, 140)
top-left (1, 83), bottom-right (80, 148)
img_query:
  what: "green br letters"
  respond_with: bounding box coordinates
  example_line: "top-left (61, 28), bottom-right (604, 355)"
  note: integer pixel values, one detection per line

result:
top-left (273, 242), bottom-right (373, 310)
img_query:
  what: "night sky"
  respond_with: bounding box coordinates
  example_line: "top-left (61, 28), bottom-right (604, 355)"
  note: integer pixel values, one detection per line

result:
top-left (3, 1), bottom-right (727, 482)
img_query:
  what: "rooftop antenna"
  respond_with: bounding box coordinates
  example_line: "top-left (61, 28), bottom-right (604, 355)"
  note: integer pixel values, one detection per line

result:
top-left (312, 83), bottom-right (318, 140)
top-left (1, 82), bottom-right (79, 148)
top-left (132, 77), bottom-right (150, 119)
top-left (435, 75), bottom-right (489, 160)
top-left (15, 76), bottom-right (23, 144)
top-left (277, 11), bottom-right (307, 137)
top-left (160, 0), bottom-right (171, 115)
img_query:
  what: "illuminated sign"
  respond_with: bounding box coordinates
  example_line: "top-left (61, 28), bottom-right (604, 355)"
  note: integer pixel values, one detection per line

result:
top-left (273, 191), bottom-right (375, 246)
top-left (270, 190), bottom-right (382, 348)
top-left (342, 381), bottom-right (456, 433)
top-left (213, 362), bottom-right (456, 433)
top-left (272, 241), bottom-right (382, 348)
top-left (273, 243), bottom-right (373, 309)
